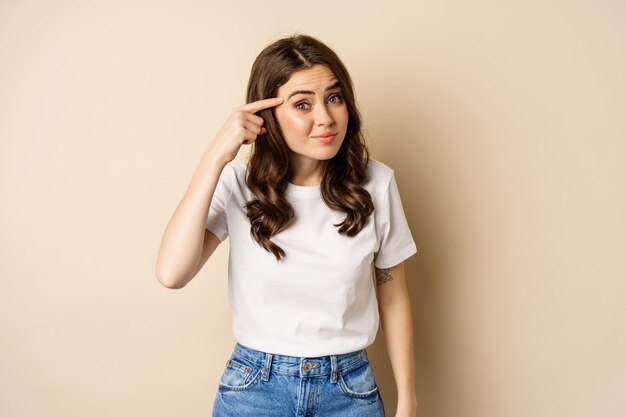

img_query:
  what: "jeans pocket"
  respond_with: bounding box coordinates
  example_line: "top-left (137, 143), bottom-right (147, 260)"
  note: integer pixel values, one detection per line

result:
top-left (337, 359), bottom-right (380, 398)
top-left (218, 355), bottom-right (262, 391)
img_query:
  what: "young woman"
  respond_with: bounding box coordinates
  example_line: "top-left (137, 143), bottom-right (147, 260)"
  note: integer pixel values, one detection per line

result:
top-left (156, 34), bottom-right (419, 417)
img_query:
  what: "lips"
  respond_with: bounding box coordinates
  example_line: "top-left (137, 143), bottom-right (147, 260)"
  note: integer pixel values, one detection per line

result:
top-left (311, 131), bottom-right (338, 138)
top-left (312, 133), bottom-right (338, 144)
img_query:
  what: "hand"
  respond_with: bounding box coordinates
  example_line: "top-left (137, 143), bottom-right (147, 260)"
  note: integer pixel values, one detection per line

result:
top-left (207, 96), bottom-right (284, 164)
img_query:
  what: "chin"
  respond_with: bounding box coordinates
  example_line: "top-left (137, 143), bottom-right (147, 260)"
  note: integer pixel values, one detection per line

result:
top-left (312, 145), bottom-right (343, 160)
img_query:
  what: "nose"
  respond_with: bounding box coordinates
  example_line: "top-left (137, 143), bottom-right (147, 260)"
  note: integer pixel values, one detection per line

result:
top-left (315, 101), bottom-right (335, 127)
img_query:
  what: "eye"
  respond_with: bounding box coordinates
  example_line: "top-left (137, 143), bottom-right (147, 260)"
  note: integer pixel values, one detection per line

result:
top-left (295, 101), bottom-right (309, 111)
top-left (294, 94), bottom-right (343, 111)
top-left (328, 93), bottom-right (343, 103)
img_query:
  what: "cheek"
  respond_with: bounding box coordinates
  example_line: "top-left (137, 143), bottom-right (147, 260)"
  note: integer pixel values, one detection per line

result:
top-left (280, 111), bottom-right (312, 134)
top-left (332, 108), bottom-right (349, 130)
top-left (341, 109), bottom-right (350, 125)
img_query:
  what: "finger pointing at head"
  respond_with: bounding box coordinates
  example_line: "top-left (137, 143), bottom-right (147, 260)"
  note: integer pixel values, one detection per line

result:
top-left (238, 97), bottom-right (284, 114)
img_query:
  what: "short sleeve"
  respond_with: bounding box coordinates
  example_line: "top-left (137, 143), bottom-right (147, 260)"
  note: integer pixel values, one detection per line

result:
top-left (373, 172), bottom-right (418, 269)
top-left (205, 164), bottom-right (234, 242)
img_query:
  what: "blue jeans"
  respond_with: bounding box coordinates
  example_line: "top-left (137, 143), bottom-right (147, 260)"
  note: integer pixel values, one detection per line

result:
top-left (212, 342), bottom-right (385, 417)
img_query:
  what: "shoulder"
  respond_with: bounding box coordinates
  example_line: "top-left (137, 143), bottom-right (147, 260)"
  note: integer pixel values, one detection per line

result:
top-left (366, 158), bottom-right (395, 188)
top-left (221, 161), bottom-right (247, 182)
top-left (220, 161), bottom-right (250, 197)
top-left (362, 158), bottom-right (396, 205)
top-left (223, 160), bottom-right (245, 171)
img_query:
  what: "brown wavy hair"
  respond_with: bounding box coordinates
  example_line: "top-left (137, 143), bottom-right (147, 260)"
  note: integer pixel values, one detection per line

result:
top-left (244, 33), bottom-right (373, 262)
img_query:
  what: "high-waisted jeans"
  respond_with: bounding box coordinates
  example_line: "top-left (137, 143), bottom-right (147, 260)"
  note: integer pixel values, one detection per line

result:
top-left (212, 342), bottom-right (385, 417)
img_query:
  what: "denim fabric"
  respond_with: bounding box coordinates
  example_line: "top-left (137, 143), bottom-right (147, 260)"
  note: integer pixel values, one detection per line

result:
top-left (212, 342), bottom-right (385, 417)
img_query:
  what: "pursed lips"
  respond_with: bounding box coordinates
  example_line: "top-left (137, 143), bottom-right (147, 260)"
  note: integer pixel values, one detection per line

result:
top-left (311, 132), bottom-right (338, 138)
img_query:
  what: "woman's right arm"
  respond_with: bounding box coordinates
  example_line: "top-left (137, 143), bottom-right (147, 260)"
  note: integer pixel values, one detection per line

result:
top-left (155, 96), bottom-right (284, 289)
top-left (155, 148), bottom-right (228, 289)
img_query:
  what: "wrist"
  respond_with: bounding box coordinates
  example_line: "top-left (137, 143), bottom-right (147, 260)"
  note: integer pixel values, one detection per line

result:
top-left (202, 146), bottom-right (229, 168)
top-left (397, 396), bottom-right (418, 411)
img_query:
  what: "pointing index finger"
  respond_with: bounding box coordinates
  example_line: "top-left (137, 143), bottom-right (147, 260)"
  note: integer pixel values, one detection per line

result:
top-left (239, 97), bottom-right (284, 114)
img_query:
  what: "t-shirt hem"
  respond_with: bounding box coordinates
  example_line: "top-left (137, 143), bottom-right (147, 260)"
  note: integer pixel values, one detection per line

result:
top-left (374, 242), bottom-right (418, 269)
top-left (235, 338), bottom-right (376, 357)
top-left (206, 225), bottom-right (228, 242)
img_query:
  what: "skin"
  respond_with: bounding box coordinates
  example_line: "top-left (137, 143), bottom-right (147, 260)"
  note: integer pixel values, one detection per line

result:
top-left (274, 64), bottom-right (349, 186)
top-left (375, 263), bottom-right (419, 416)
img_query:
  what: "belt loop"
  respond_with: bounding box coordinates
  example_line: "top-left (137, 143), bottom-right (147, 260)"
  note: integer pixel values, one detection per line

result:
top-left (261, 353), bottom-right (273, 381)
top-left (330, 354), bottom-right (338, 384)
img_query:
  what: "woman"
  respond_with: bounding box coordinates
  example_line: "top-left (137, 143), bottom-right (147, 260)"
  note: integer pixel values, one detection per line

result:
top-left (156, 33), bottom-right (419, 417)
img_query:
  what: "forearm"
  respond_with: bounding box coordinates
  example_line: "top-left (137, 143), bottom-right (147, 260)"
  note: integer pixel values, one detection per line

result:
top-left (378, 288), bottom-right (418, 411)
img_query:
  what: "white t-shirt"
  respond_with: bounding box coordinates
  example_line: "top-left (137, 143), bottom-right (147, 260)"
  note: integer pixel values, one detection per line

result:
top-left (206, 158), bottom-right (418, 357)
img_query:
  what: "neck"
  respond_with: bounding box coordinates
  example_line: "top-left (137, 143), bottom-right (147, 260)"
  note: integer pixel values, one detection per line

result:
top-left (289, 155), bottom-right (326, 186)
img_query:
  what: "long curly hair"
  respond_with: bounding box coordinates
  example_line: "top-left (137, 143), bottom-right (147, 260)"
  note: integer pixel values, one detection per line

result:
top-left (244, 33), bottom-right (374, 262)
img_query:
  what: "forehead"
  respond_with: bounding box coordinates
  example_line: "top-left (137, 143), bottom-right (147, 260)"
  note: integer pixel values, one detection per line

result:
top-left (279, 65), bottom-right (338, 91)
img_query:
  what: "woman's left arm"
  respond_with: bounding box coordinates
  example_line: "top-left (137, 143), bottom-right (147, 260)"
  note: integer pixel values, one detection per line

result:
top-left (375, 262), bottom-right (419, 417)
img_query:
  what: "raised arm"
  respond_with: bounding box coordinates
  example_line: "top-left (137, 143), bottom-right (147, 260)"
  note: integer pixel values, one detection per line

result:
top-left (155, 96), bottom-right (284, 289)
top-left (155, 150), bottom-right (228, 289)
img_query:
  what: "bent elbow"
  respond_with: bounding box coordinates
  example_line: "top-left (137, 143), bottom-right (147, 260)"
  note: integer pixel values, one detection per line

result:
top-left (155, 265), bottom-right (187, 290)
top-left (158, 277), bottom-right (185, 289)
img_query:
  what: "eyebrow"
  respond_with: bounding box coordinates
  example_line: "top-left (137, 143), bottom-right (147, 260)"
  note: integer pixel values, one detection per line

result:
top-left (287, 80), bottom-right (342, 100)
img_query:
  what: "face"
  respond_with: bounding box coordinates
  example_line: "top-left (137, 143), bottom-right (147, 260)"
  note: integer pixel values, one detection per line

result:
top-left (274, 64), bottom-right (349, 166)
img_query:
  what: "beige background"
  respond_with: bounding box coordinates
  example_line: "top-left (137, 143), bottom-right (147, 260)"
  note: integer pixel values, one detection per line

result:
top-left (1, 1), bottom-right (625, 416)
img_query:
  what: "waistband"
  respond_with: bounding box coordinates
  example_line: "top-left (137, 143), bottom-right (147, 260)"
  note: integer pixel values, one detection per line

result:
top-left (231, 342), bottom-right (369, 382)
